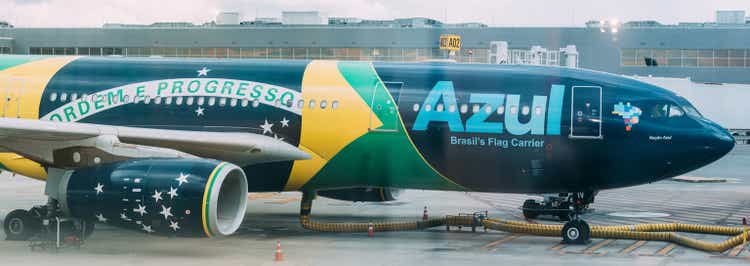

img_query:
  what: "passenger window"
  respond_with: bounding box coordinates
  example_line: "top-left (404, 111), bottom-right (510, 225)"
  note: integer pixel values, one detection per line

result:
top-left (332, 100), bottom-right (339, 110)
top-left (297, 99), bottom-right (305, 108)
top-left (175, 96), bottom-right (183, 105)
top-left (424, 104), bottom-right (432, 112)
top-left (187, 97), bottom-right (194, 106)
top-left (309, 100), bottom-right (316, 109)
top-left (436, 103), bottom-right (444, 112)
top-left (460, 104), bottom-right (468, 114)
top-left (522, 106), bottom-right (530, 115)
top-left (71, 93), bottom-right (78, 101)
top-left (241, 99), bottom-right (248, 107)
top-left (497, 105), bottom-right (505, 115)
top-left (208, 97), bottom-right (216, 106)
top-left (164, 97), bottom-right (172, 105)
top-left (510, 105), bottom-right (518, 114)
top-left (484, 105), bottom-right (492, 114)
top-left (320, 100), bottom-right (327, 109)
top-left (472, 104), bottom-right (480, 113)
top-left (448, 104), bottom-right (456, 113)
top-left (413, 103), bottom-right (420, 112)
top-left (534, 106), bottom-right (542, 115)
top-left (197, 97), bottom-right (205, 106)
top-left (49, 92), bottom-right (57, 102)
top-left (154, 96), bottom-right (162, 105)
top-left (144, 96), bottom-right (152, 104)
top-left (60, 93), bottom-right (68, 102)
top-left (219, 97), bottom-right (227, 106)
top-left (252, 100), bottom-right (260, 108)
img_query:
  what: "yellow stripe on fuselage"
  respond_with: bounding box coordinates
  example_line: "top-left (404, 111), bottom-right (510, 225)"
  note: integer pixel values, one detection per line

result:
top-left (284, 60), bottom-right (382, 191)
top-left (0, 56), bottom-right (79, 180)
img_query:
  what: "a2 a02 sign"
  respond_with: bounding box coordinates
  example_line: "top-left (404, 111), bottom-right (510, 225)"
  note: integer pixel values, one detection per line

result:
top-left (439, 34), bottom-right (461, 51)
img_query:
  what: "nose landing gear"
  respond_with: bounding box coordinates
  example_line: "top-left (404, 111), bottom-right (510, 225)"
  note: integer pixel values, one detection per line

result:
top-left (521, 191), bottom-right (596, 244)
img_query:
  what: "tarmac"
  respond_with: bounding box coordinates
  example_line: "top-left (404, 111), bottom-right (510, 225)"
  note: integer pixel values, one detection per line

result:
top-left (0, 145), bottom-right (749, 266)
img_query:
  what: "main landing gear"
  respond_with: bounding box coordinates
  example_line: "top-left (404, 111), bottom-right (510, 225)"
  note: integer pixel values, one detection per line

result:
top-left (521, 191), bottom-right (597, 244)
top-left (3, 199), bottom-right (93, 245)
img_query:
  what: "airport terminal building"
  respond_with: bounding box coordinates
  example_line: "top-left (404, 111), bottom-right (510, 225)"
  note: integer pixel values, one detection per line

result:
top-left (1, 11), bottom-right (750, 84)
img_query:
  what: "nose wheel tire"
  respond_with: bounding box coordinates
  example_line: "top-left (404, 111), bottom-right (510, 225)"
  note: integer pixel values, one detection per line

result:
top-left (562, 220), bottom-right (591, 244)
top-left (4, 209), bottom-right (39, 241)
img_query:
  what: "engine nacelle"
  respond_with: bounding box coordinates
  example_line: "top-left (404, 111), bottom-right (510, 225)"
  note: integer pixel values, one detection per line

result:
top-left (59, 158), bottom-right (248, 237)
top-left (317, 188), bottom-right (399, 202)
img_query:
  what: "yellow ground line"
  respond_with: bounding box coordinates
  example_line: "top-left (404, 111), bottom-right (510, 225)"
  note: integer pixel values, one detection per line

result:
top-left (550, 243), bottom-right (567, 251)
top-left (483, 234), bottom-right (521, 249)
top-left (656, 244), bottom-right (676, 256)
top-left (247, 193), bottom-right (279, 201)
top-left (621, 240), bottom-right (647, 255)
top-left (728, 243), bottom-right (745, 257)
top-left (584, 239), bottom-right (614, 255)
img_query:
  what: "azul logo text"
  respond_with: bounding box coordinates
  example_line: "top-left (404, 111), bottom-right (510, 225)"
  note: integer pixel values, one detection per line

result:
top-left (412, 81), bottom-right (565, 135)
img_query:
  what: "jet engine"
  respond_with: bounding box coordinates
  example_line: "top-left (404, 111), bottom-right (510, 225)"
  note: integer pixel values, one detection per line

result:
top-left (317, 187), bottom-right (399, 202)
top-left (59, 158), bottom-right (248, 237)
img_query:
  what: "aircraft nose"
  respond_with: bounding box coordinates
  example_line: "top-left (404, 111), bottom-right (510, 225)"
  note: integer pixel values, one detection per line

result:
top-left (703, 123), bottom-right (735, 161)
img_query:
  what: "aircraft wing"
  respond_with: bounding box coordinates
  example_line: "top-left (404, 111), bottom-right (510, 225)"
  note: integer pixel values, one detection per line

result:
top-left (0, 118), bottom-right (310, 168)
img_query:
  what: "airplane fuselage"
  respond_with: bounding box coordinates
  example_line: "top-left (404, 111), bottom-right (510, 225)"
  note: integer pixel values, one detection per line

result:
top-left (0, 56), bottom-right (735, 194)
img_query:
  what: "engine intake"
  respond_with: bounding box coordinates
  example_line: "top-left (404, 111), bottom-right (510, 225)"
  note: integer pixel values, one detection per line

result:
top-left (59, 158), bottom-right (248, 237)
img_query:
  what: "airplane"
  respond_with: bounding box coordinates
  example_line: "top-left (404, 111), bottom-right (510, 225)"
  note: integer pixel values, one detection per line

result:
top-left (0, 55), bottom-right (734, 244)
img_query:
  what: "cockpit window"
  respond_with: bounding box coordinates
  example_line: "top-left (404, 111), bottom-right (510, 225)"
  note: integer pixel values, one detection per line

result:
top-left (650, 104), bottom-right (668, 119)
top-left (650, 103), bottom-right (685, 119)
top-left (676, 96), bottom-right (703, 119)
top-left (682, 105), bottom-right (701, 118)
top-left (668, 105), bottom-right (684, 117)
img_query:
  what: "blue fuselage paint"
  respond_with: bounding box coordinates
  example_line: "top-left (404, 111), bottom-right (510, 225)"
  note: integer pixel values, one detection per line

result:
top-left (15, 57), bottom-right (734, 193)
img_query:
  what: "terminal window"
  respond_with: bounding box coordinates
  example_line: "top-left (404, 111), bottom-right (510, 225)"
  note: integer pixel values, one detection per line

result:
top-left (27, 46), bottom-right (489, 63)
top-left (621, 48), bottom-right (748, 68)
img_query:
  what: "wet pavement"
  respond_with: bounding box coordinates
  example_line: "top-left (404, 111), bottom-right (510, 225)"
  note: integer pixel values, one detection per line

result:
top-left (0, 145), bottom-right (749, 266)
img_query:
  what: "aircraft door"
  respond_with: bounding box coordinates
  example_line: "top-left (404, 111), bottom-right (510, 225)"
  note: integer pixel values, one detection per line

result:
top-left (368, 81), bottom-right (403, 132)
top-left (569, 86), bottom-right (602, 139)
top-left (1, 78), bottom-right (23, 118)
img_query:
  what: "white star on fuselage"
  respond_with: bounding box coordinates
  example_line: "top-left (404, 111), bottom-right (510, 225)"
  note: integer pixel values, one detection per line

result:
top-left (95, 213), bottom-right (107, 223)
top-left (167, 186), bottom-right (179, 199)
top-left (274, 134), bottom-right (284, 141)
top-left (260, 120), bottom-right (274, 134)
top-left (195, 107), bottom-right (205, 116)
top-left (197, 67), bottom-right (211, 77)
top-left (142, 224), bottom-right (155, 233)
top-left (280, 117), bottom-right (290, 127)
top-left (176, 173), bottom-right (189, 186)
top-left (159, 205), bottom-right (173, 220)
top-left (169, 220), bottom-right (180, 231)
top-left (134, 204), bottom-right (148, 216)
top-left (94, 183), bottom-right (104, 195)
top-left (152, 190), bottom-right (163, 203)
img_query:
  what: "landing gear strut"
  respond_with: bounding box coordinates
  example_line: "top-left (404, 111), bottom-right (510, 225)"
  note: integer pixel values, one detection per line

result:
top-left (3, 198), bottom-right (93, 244)
top-left (561, 192), bottom-right (593, 244)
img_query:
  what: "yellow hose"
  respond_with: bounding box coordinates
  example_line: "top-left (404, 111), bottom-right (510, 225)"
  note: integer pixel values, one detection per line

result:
top-left (298, 193), bottom-right (747, 253)
top-left (483, 218), bottom-right (750, 253)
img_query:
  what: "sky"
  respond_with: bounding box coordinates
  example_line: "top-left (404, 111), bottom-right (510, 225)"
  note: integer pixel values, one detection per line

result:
top-left (1, 0), bottom-right (749, 27)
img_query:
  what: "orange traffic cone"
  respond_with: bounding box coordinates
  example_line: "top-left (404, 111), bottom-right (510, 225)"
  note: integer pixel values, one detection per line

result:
top-left (275, 240), bottom-right (284, 262)
top-left (367, 222), bottom-right (374, 237)
top-left (422, 206), bottom-right (428, 221)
